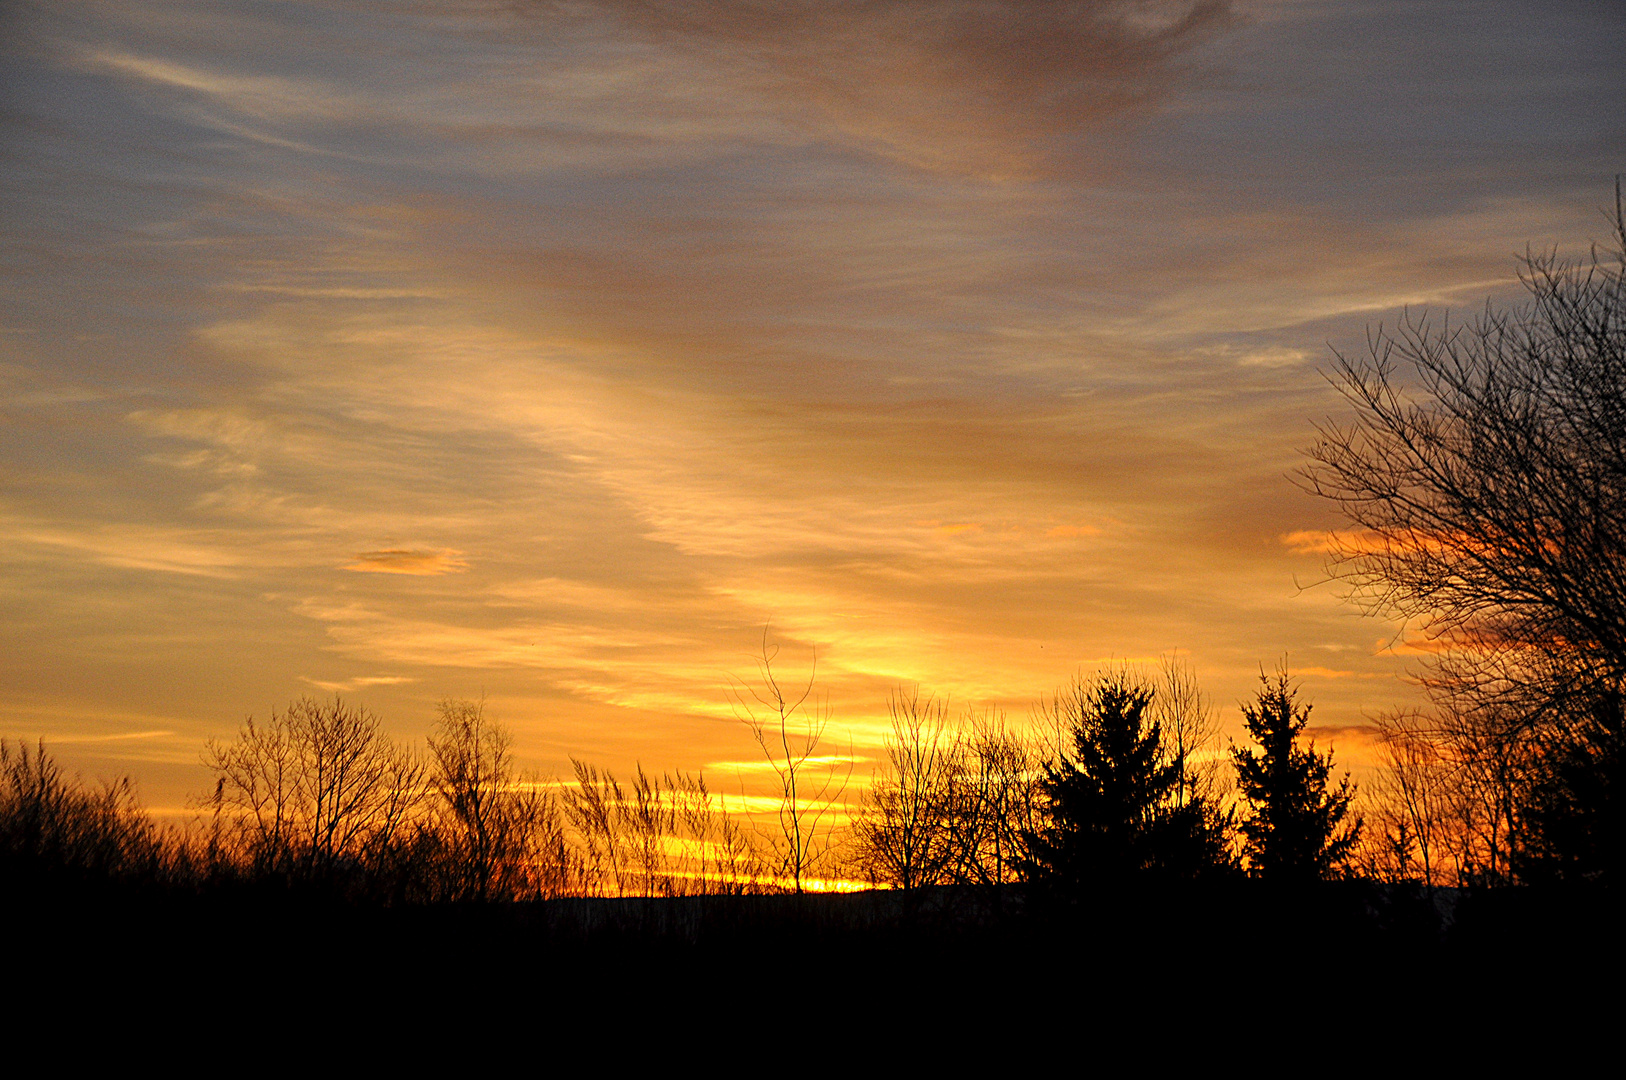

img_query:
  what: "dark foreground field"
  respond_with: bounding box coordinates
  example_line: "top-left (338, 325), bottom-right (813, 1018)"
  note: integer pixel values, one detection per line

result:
top-left (8, 873), bottom-right (1617, 1042)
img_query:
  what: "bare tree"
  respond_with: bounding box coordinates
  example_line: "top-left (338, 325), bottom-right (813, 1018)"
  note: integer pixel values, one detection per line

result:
top-left (429, 698), bottom-right (572, 901)
top-left (731, 633), bottom-right (851, 893)
top-left (1363, 712), bottom-right (1454, 888)
top-left (1300, 184), bottom-right (1626, 880)
top-left (1300, 190), bottom-right (1626, 684)
top-left (1434, 697), bottom-right (1531, 886)
top-left (948, 708), bottom-right (1042, 890)
top-left (639, 768), bottom-right (765, 895)
top-left (851, 691), bottom-right (1048, 895)
top-left (203, 696), bottom-right (424, 880)
top-left (1153, 655), bottom-right (1226, 812)
top-left (624, 765), bottom-right (672, 895)
top-left (1360, 703), bottom-right (1542, 889)
top-left (852, 688), bottom-right (963, 892)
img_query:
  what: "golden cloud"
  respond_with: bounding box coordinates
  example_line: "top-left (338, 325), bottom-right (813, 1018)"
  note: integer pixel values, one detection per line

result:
top-left (342, 549), bottom-right (469, 575)
top-left (1294, 666), bottom-right (1356, 680)
top-left (298, 674), bottom-right (417, 693)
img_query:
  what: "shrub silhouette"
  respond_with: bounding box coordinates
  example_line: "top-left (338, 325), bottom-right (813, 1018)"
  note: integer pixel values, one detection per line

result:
top-left (1, 739), bottom-right (178, 889)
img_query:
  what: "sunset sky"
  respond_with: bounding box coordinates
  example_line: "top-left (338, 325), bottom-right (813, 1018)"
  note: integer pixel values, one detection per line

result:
top-left (4, 0), bottom-right (1624, 815)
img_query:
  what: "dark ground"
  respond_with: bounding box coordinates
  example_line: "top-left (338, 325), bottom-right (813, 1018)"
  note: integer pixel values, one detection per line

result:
top-left (6, 874), bottom-right (1617, 1046)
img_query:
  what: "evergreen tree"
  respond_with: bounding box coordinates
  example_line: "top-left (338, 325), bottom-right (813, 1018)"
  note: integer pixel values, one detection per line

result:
top-left (1231, 671), bottom-right (1361, 883)
top-left (1024, 671), bottom-right (1231, 897)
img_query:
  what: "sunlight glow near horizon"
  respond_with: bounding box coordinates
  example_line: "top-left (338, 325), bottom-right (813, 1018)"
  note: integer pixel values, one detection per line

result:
top-left (2, 0), bottom-right (1623, 814)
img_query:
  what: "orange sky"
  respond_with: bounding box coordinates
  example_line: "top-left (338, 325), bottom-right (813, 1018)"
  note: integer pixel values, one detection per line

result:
top-left (3, 0), bottom-right (1624, 816)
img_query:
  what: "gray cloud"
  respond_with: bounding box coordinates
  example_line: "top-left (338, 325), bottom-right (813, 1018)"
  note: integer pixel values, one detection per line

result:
top-left (528, 0), bottom-right (1236, 175)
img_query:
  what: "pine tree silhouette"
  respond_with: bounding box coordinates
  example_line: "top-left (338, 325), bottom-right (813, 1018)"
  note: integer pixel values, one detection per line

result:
top-left (1231, 670), bottom-right (1361, 883)
top-left (1024, 671), bottom-right (1230, 899)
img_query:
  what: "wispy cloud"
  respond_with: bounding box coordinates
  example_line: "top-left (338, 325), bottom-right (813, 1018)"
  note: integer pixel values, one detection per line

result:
top-left (556, 0), bottom-right (1236, 177)
top-left (4, 522), bottom-right (242, 578)
top-left (22, 729), bottom-right (175, 745)
top-left (343, 549), bottom-right (469, 576)
top-left (299, 674), bottom-right (417, 693)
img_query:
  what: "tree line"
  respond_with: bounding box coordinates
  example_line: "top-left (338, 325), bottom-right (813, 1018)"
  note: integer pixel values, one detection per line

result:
top-left (0, 657), bottom-right (1368, 907)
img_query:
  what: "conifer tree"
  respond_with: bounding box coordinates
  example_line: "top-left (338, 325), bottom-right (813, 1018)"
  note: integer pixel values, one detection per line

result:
top-left (1231, 670), bottom-right (1361, 883)
top-left (1024, 671), bottom-right (1230, 898)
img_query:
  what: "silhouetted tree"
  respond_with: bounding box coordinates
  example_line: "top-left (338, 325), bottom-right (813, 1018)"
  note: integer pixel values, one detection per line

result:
top-left (562, 758), bottom-right (630, 895)
top-left (1024, 671), bottom-right (1231, 899)
top-left (731, 633), bottom-right (850, 893)
top-left (430, 698), bottom-right (572, 901)
top-left (1362, 711), bottom-right (1456, 888)
top-left (1231, 671), bottom-right (1360, 884)
top-left (664, 768), bottom-right (764, 895)
top-left (854, 693), bottom-right (1046, 895)
top-left (1300, 182), bottom-right (1626, 882)
top-left (853, 689), bottom-right (963, 891)
top-left (203, 696), bottom-right (424, 883)
top-left (947, 708), bottom-right (1042, 889)
top-left (1154, 655), bottom-right (1229, 814)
